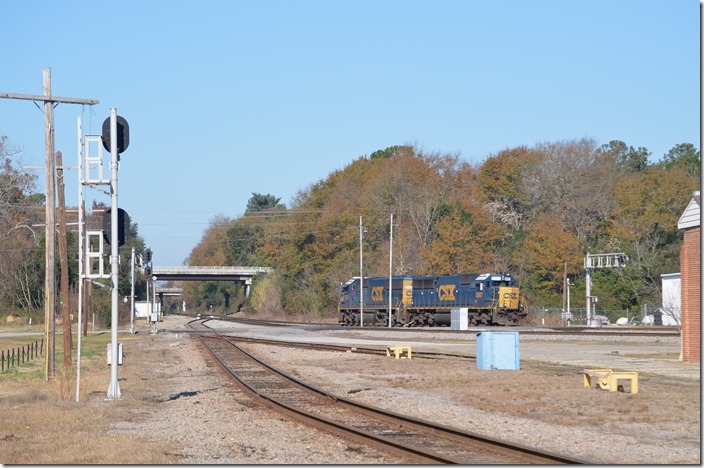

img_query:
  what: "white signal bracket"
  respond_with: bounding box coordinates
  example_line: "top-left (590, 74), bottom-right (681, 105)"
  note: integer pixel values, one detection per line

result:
top-left (584, 252), bottom-right (627, 327)
top-left (86, 230), bottom-right (109, 279)
top-left (584, 253), bottom-right (628, 270)
top-left (83, 135), bottom-right (110, 185)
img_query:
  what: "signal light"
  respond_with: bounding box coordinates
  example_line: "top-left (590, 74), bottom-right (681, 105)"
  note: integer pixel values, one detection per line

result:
top-left (102, 208), bottom-right (130, 246)
top-left (102, 115), bottom-right (130, 154)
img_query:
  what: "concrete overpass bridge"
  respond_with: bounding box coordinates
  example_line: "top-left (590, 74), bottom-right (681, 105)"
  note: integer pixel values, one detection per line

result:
top-left (151, 266), bottom-right (272, 296)
top-left (155, 287), bottom-right (183, 297)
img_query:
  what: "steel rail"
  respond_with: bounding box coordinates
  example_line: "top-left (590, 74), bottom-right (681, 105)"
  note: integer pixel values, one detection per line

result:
top-left (188, 320), bottom-right (592, 464)
top-left (219, 334), bottom-right (471, 360)
top-left (207, 314), bottom-right (678, 337)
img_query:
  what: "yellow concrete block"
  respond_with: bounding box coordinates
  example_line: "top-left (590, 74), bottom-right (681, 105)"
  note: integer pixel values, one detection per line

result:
top-left (386, 345), bottom-right (412, 359)
top-left (605, 371), bottom-right (638, 394)
top-left (584, 369), bottom-right (638, 394)
top-left (583, 369), bottom-right (612, 388)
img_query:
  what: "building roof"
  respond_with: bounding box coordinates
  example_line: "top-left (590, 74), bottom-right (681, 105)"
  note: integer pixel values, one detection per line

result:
top-left (678, 191), bottom-right (701, 230)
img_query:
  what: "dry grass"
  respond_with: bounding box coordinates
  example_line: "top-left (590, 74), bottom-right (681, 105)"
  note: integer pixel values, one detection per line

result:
top-left (282, 347), bottom-right (700, 442)
top-left (0, 331), bottom-right (174, 464)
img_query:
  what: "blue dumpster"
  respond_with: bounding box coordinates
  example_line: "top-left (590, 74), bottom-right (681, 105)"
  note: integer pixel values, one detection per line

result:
top-left (476, 331), bottom-right (520, 370)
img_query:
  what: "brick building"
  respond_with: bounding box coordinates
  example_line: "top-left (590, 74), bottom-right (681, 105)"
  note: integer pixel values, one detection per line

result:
top-left (677, 191), bottom-right (700, 363)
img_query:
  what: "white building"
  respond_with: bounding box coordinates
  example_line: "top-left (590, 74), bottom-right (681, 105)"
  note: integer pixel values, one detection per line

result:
top-left (659, 273), bottom-right (681, 326)
top-left (135, 300), bottom-right (161, 318)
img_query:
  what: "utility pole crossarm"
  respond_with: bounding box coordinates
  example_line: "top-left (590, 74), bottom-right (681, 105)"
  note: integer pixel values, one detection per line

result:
top-left (0, 68), bottom-right (99, 382)
top-left (0, 92), bottom-right (99, 105)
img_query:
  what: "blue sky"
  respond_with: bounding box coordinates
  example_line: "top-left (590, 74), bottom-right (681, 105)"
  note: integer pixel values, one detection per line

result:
top-left (1, 0), bottom-right (700, 266)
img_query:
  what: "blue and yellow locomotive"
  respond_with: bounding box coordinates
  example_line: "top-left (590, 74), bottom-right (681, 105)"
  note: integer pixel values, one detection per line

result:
top-left (339, 273), bottom-right (526, 327)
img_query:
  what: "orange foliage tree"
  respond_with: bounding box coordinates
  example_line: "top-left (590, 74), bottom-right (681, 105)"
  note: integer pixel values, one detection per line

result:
top-left (516, 216), bottom-right (582, 302)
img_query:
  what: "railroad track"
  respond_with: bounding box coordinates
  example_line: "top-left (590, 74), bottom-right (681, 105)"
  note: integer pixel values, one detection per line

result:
top-left (214, 334), bottom-right (472, 360)
top-left (201, 314), bottom-right (679, 338)
top-left (189, 319), bottom-right (591, 464)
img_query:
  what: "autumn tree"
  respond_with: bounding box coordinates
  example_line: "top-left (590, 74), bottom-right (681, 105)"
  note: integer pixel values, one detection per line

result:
top-left (182, 214), bottom-right (233, 311)
top-left (515, 215), bottom-right (582, 305)
top-left (522, 138), bottom-right (620, 244)
top-left (182, 139), bottom-right (699, 320)
top-left (477, 146), bottom-right (535, 231)
top-left (364, 149), bottom-right (460, 274)
top-left (186, 214), bottom-right (232, 266)
top-left (422, 199), bottom-right (504, 274)
top-left (0, 136), bottom-right (44, 315)
top-left (607, 164), bottom-right (698, 306)
top-left (659, 142), bottom-right (700, 179)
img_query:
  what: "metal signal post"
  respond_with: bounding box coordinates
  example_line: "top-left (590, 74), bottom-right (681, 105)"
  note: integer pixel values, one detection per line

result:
top-left (107, 108), bottom-right (121, 400)
top-left (584, 253), bottom-right (627, 326)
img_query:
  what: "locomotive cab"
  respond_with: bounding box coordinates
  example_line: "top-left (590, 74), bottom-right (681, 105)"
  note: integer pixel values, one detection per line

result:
top-left (476, 274), bottom-right (526, 325)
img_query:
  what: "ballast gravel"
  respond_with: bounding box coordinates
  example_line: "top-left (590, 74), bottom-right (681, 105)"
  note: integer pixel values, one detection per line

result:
top-left (104, 315), bottom-right (699, 464)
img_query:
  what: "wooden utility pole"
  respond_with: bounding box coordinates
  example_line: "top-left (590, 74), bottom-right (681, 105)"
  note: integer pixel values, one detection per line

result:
top-left (43, 70), bottom-right (56, 379)
top-left (0, 68), bottom-right (98, 380)
top-left (56, 150), bottom-right (72, 367)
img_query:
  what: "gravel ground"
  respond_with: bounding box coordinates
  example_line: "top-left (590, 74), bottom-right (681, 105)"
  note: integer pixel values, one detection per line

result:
top-left (105, 315), bottom-right (699, 464)
top-left (105, 327), bottom-right (403, 464)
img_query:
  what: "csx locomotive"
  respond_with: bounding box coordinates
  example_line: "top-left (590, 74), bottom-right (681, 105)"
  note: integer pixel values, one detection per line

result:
top-left (339, 273), bottom-right (526, 327)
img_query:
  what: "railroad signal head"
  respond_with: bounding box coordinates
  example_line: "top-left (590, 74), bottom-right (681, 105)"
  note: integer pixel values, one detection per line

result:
top-left (102, 115), bottom-right (130, 154)
top-left (144, 248), bottom-right (152, 264)
top-left (102, 208), bottom-right (130, 247)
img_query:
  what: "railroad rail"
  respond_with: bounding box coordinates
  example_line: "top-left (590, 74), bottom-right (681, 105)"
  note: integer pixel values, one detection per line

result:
top-left (210, 334), bottom-right (472, 360)
top-left (188, 319), bottom-right (591, 464)
top-left (206, 314), bottom-right (679, 338)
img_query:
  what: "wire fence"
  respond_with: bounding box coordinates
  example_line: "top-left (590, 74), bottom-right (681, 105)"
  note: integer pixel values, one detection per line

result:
top-left (528, 307), bottom-right (667, 326)
top-left (1, 339), bottom-right (44, 373)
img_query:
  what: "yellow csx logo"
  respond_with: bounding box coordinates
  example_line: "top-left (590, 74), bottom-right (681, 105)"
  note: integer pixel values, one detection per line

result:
top-left (503, 292), bottom-right (517, 300)
top-left (438, 284), bottom-right (456, 301)
top-left (372, 286), bottom-right (384, 302)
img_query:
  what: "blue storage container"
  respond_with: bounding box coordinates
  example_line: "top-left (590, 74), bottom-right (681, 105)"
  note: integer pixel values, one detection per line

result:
top-left (476, 331), bottom-right (520, 370)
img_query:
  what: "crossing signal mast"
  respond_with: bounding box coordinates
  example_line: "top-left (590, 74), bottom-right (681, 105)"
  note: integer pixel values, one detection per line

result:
top-left (584, 253), bottom-right (628, 326)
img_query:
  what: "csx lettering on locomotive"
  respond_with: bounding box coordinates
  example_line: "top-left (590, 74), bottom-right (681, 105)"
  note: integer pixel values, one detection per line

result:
top-left (372, 286), bottom-right (384, 302)
top-left (437, 284), bottom-right (456, 301)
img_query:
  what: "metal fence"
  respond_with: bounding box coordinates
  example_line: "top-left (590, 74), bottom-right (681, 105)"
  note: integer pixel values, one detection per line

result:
top-left (1, 339), bottom-right (44, 372)
top-left (528, 307), bottom-right (655, 325)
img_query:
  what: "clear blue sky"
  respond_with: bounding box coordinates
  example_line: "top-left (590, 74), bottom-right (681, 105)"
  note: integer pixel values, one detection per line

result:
top-left (1, 0), bottom-right (700, 266)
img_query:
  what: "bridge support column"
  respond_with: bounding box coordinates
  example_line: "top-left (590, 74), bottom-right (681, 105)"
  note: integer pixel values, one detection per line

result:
top-left (245, 279), bottom-right (252, 297)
